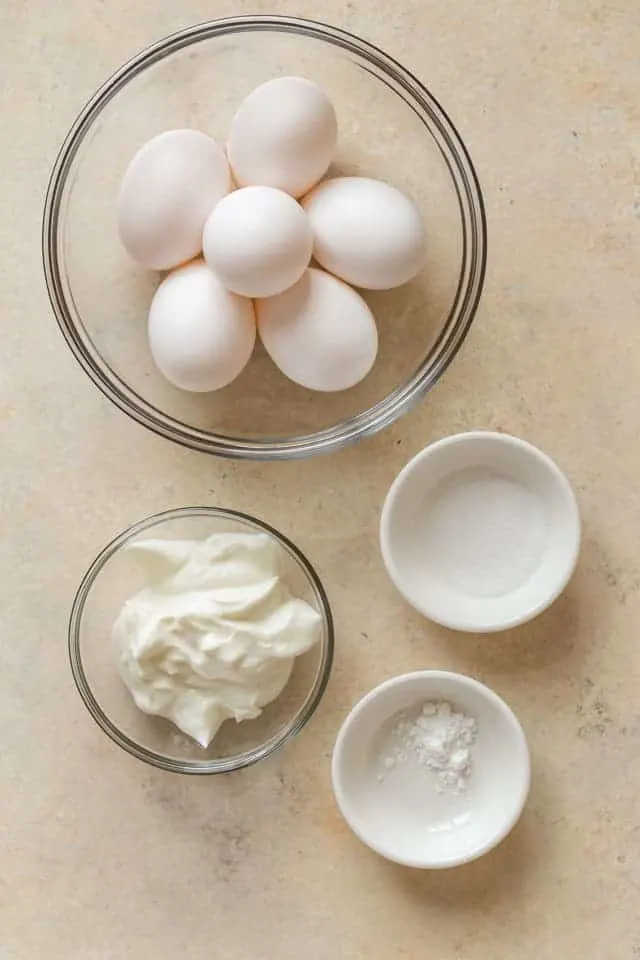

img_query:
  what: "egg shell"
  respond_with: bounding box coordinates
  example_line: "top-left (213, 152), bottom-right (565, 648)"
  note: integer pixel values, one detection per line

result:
top-left (302, 177), bottom-right (426, 290)
top-left (227, 76), bottom-right (338, 198)
top-left (118, 129), bottom-right (231, 271)
top-left (203, 186), bottom-right (313, 299)
top-left (256, 267), bottom-right (378, 392)
top-left (148, 261), bottom-right (255, 392)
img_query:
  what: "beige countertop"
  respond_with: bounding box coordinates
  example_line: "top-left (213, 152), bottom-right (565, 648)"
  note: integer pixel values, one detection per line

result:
top-left (2, 1), bottom-right (640, 957)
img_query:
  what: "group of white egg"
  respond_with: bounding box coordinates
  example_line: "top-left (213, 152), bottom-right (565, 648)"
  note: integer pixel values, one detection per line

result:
top-left (117, 76), bottom-right (426, 393)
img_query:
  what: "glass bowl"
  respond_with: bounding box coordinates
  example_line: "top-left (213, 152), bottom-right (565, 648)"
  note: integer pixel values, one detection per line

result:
top-left (43, 15), bottom-right (486, 459)
top-left (69, 507), bottom-right (334, 774)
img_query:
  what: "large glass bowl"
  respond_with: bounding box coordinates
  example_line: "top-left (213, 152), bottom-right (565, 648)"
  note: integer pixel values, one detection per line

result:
top-left (43, 16), bottom-right (486, 459)
top-left (69, 507), bottom-right (334, 774)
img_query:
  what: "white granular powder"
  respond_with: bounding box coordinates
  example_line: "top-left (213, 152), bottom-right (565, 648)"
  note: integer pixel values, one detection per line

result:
top-left (382, 700), bottom-right (479, 793)
top-left (420, 470), bottom-right (548, 598)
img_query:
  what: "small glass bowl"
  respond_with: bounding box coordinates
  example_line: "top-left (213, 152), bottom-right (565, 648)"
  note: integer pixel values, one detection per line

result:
top-left (43, 15), bottom-right (486, 460)
top-left (69, 507), bottom-right (334, 774)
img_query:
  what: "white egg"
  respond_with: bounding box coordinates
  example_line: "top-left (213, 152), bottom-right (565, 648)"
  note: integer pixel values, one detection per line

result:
top-left (302, 177), bottom-right (426, 290)
top-left (203, 186), bottom-right (313, 299)
top-left (148, 261), bottom-right (255, 392)
top-left (118, 130), bottom-right (231, 271)
top-left (227, 77), bottom-right (338, 198)
top-left (256, 268), bottom-right (378, 392)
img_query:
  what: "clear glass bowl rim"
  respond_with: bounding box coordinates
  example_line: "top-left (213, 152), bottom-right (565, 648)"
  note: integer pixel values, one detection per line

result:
top-left (43, 14), bottom-right (487, 460)
top-left (68, 506), bottom-right (335, 774)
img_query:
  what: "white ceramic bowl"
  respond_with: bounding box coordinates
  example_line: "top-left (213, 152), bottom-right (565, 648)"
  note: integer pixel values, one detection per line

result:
top-left (380, 431), bottom-right (581, 632)
top-left (331, 671), bottom-right (530, 869)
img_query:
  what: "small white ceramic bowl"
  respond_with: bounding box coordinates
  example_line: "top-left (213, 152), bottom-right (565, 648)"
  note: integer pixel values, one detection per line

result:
top-left (332, 671), bottom-right (530, 869)
top-left (380, 431), bottom-right (580, 632)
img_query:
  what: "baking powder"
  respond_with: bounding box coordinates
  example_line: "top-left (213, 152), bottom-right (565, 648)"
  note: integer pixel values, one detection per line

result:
top-left (382, 700), bottom-right (478, 793)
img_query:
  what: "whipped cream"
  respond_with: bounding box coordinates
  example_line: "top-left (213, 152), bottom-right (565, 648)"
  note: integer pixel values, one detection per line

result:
top-left (112, 532), bottom-right (322, 747)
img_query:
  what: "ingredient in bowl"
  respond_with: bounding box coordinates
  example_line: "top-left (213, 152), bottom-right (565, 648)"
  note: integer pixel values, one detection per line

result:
top-left (117, 129), bottom-right (231, 270)
top-left (380, 701), bottom-right (478, 793)
top-left (419, 469), bottom-right (549, 599)
top-left (227, 76), bottom-right (338, 198)
top-left (112, 532), bottom-right (322, 747)
top-left (203, 186), bottom-right (313, 298)
top-left (148, 260), bottom-right (255, 391)
top-left (257, 267), bottom-right (378, 391)
top-left (303, 177), bottom-right (425, 289)
top-left (114, 79), bottom-right (429, 395)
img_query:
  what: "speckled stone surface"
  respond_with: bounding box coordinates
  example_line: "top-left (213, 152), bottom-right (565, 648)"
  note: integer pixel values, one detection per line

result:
top-left (2, 1), bottom-right (640, 957)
